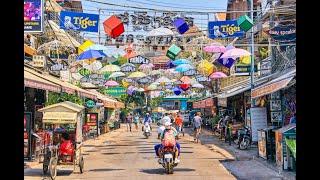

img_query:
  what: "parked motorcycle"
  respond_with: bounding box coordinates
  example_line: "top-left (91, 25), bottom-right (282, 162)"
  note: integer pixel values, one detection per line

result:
top-left (160, 146), bottom-right (178, 174)
top-left (143, 122), bottom-right (151, 138)
top-left (235, 126), bottom-right (251, 150)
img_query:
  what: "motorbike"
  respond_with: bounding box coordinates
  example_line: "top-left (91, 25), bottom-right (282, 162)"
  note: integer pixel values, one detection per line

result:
top-left (160, 146), bottom-right (178, 174)
top-left (235, 126), bottom-right (251, 150)
top-left (143, 123), bottom-right (151, 138)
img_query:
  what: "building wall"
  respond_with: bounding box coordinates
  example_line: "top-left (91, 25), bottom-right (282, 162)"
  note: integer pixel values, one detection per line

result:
top-left (227, 0), bottom-right (249, 20)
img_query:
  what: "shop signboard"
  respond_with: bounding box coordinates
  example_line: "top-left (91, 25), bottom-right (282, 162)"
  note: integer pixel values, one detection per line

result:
top-left (268, 25), bottom-right (296, 42)
top-left (208, 20), bottom-right (245, 39)
top-left (86, 100), bottom-right (96, 108)
top-left (199, 100), bottom-right (206, 108)
top-left (129, 55), bottom-right (150, 64)
top-left (42, 112), bottom-right (77, 124)
top-left (31, 55), bottom-right (46, 67)
top-left (205, 98), bottom-right (214, 108)
top-left (275, 131), bottom-right (283, 167)
top-left (250, 107), bottom-right (268, 142)
top-left (60, 11), bottom-right (99, 32)
top-left (105, 87), bottom-right (126, 97)
top-left (24, 0), bottom-right (43, 32)
top-left (86, 113), bottom-right (98, 134)
top-left (137, 76), bottom-right (152, 84)
top-left (234, 64), bottom-right (258, 76)
top-left (193, 101), bottom-right (199, 109)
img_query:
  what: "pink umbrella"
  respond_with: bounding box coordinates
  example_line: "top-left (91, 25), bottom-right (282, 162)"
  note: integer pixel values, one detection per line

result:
top-left (104, 80), bottom-right (119, 87)
top-left (204, 42), bottom-right (226, 53)
top-left (139, 63), bottom-right (154, 70)
top-left (210, 72), bottom-right (228, 79)
top-left (220, 48), bottom-right (251, 59)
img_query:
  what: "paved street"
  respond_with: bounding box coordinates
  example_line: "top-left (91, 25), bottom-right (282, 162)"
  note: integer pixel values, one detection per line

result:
top-left (24, 124), bottom-right (236, 180)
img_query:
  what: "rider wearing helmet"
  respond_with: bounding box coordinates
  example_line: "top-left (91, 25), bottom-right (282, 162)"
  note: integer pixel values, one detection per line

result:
top-left (154, 121), bottom-right (181, 164)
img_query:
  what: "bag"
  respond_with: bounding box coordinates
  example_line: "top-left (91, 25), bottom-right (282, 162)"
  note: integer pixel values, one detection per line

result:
top-left (161, 129), bottom-right (176, 147)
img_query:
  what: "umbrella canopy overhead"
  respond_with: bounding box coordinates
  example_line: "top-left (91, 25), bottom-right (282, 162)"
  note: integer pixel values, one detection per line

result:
top-left (104, 80), bottom-right (119, 87)
top-left (128, 71), bottom-right (147, 78)
top-left (192, 83), bottom-right (204, 88)
top-left (197, 60), bottom-right (216, 76)
top-left (82, 60), bottom-right (103, 71)
top-left (137, 88), bottom-right (145, 92)
top-left (220, 48), bottom-right (251, 59)
top-left (166, 60), bottom-right (176, 68)
top-left (108, 71), bottom-right (126, 78)
top-left (210, 72), bottom-right (228, 79)
top-left (77, 49), bottom-right (107, 61)
top-left (204, 42), bottom-right (226, 53)
top-left (84, 44), bottom-right (109, 56)
top-left (172, 59), bottom-right (192, 66)
top-left (99, 64), bottom-right (121, 73)
top-left (175, 64), bottom-right (194, 72)
top-left (147, 27), bottom-right (175, 37)
top-left (139, 63), bottom-right (154, 71)
top-left (180, 76), bottom-right (191, 84)
top-left (155, 76), bottom-right (172, 83)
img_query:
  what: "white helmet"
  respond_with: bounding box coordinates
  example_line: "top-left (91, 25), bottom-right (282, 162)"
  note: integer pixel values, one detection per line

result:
top-left (164, 122), bottom-right (172, 129)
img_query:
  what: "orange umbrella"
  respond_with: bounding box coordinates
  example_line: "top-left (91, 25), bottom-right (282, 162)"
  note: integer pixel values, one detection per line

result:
top-left (180, 76), bottom-right (191, 84)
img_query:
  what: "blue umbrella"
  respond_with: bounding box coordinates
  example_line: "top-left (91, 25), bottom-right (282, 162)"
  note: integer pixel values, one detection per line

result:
top-left (166, 60), bottom-right (175, 68)
top-left (175, 64), bottom-right (194, 72)
top-left (172, 59), bottom-right (192, 65)
top-left (77, 49), bottom-right (107, 61)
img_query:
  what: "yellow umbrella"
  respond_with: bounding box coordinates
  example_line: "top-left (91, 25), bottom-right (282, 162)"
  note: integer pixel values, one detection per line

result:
top-left (122, 79), bottom-right (130, 88)
top-left (78, 40), bottom-right (94, 55)
top-left (128, 71), bottom-right (147, 78)
top-left (197, 60), bottom-right (216, 76)
top-left (239, 56), bottom-right (251, 64)
top-left (99, 64), bottom-right (121, 73)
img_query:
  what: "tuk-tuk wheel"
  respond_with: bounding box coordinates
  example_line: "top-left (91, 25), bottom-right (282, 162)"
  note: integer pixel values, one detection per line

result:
top-left (79, 155), bottom-right (84, 173)
top-left (49, 157), bottom-right (57, 180)
top-left (43, 164), bottom-right (48, 174)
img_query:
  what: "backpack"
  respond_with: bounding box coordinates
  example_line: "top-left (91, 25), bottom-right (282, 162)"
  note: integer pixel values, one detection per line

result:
top-left (161, 129), bottom-right (176, 147)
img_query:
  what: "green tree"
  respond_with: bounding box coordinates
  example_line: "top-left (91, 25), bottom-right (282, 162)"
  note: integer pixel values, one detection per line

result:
top-left (46, 92), bottom-right (84, 106)
top-left (150, 96), bottom-right (163, 108)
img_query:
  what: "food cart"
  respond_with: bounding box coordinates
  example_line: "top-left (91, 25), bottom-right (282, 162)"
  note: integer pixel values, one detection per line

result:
top-left (38, 101), bottom-right (85, 179)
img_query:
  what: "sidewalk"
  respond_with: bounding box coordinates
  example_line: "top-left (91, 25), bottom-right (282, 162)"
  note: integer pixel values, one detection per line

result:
top-left (184, 127), bottom-right (296, 180)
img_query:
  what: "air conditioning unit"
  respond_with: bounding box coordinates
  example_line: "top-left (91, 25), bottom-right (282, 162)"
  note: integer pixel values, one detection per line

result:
top-left (31, 55), bottom-right (46, 68)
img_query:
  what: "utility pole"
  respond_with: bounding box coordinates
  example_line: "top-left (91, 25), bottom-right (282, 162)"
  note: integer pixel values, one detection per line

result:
top-left (98, 8), bottom-right (101, 45)
top-left (250, 0), bottom-right (255, 107)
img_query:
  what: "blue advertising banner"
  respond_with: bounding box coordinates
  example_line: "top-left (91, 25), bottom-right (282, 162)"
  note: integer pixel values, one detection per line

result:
top-left (60, 11), bottom-right (99, 32)
top-left (208, 20), bottom-right (244, 39)
top-left (268, 25), bottom-right (296, 42)
top-left (24, 0), bottom-right (43, 32)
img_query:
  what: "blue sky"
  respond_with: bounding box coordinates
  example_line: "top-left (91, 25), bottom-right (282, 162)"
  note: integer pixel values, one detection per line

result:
top-left (80, 0), bottom-right (228, 43)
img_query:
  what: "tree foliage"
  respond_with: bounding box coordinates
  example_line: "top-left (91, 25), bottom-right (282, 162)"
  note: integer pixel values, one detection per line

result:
top-left (45, 92), bottom-right (84, 106)
top-left (150, 95), bottom-right (163, 108)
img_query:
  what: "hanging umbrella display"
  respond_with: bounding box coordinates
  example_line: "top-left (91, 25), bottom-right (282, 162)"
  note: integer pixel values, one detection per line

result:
top-left (77, 49), bottom-right (107, 61)
top-left (180, 83), bottom-right (190, 91)
top-left (71, 73), bottom-right (83, 81)
top-left (210, 72), bottom-right (228, 79)
top-left (83, 60), bottom-right (103, 72)
top-left (147, 83), bottom-right (159, 91)
top-left (136, 88), bottom-right (145, 92)
top-left (204, 42), bottom-right (226, 53)
top-left (83, 44), bottom-right (110, 56)
top-left (147, 27), bottom-right (175, 37)
top-left (155, 76), bottom-right (172, 84)
top-left (220, 48), bottom-right (251, 59)
top-left (166, 60), bottom-right (176, 68)
top-left (192, 83), bottom-right (204, 89)
top-left (104, 80), bottom-right (119, 87)
top-left (175, 64), bottom-right (194, 72)
top-left (122, 78), bottom-right (131, 88)
top-left (180, 76), bottom-right (191, 84)
top-left (149, 69), bottom-right (163, 75)
top-left (120, 63), bottom-right (136, 72)
top-left (172, 59), bottom-right (192, 66)
top-left (197, 60), bottom-right (216, 76)
top-left (127, 85), bottom-right (137, 95)
top-left (173, 87), bottom-right (182, 95)
top-left (108, 71), bottom-right (126, 78)
top-left (99, 64), bottom-right (121, 73)
top-left (128, 71), bottom-right (147, 78)
top-left (139, 63), bottom-right (154, 71)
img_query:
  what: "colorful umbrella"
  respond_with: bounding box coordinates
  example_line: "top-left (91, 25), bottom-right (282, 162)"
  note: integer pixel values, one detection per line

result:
top-left (104, 80), bottom-right (119, 87)
top-left (180, 84), bottom-right (190, 91)
top-left (175, 64), bottom-right (194, 72)
top-left (204, 42), bottom-right (226, 53)
top-left (137, 88), bottom-right (145, 92)
top-left (192, 83), bottom-right (204, 89)
top-left (172, 59), bottom-right (192, 66)
top-left (139, 63), bottom-right (154, 71)
top-left (77, 49), bottom-right (107, 61)
top-left (180, 76), bottom-right (191, 84)
top-left (108, 72), bottom-right (126, 78)
top-left (84, 44), bottom-right (109, 56)
top-left (220, 48), bottom-right (251, 59)
top-left (83, 60), bottom-right (103, 71)
top-left (173, 87), bottom-right (182, 95)
top-left (197, 60), bottom-right (216, 76)
top-left (128, 71), bottom-right (147, 78)
top-left (155, 76), bottom-right (172, 84)
top-left (147, 27), bottom-right (175, 37)
top-left (210, 72), bottom-right (228, 79)
top-left (147, 83), bottom-right (159, 91)
top-left (166, 60), bottom-right (175, 68)
top-left (99, 64), bottom-right (121, 73)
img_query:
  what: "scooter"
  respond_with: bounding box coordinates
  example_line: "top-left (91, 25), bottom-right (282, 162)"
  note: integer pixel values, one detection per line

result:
top-left (143, 123), bottom-right (151, 138)
top-left (160, 146), bottom-right (178, 174)
top-left (236, 126), bottom-right (251, 150)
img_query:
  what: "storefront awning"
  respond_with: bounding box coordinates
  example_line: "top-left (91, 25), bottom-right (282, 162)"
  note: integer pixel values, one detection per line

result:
top-left (216, 86), bottom-right (251, 99)
top-left (24, 70), bottom-right (61, 92)
top-left (251, 70), bottom-right (295, 99)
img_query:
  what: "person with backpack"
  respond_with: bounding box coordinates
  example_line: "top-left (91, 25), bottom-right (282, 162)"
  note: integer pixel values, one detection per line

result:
top-left (154, 122), bottom-right (181, 164)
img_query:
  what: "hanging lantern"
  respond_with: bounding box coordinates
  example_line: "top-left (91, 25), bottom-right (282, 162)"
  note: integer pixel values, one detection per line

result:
top-left (173, 18), bottom-right (189, 34)
top-left (166, 44), bottom-right (181, 60)
top-left (103, 15), bottom-right (125, 38)
top-left (180, 83), bottom-right (190, 91)
top-left (173, 87), bottom-right (182, 95)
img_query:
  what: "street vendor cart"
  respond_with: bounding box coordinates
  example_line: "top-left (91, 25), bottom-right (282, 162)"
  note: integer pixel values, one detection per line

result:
top-left (38, 101), bottom-right (85, 180)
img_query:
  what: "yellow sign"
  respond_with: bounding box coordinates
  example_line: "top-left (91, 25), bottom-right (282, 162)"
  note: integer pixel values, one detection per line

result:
top-left (42, 112), bottom-right (77, 124)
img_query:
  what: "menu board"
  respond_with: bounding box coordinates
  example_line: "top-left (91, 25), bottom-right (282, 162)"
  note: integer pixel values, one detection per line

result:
top-left (258, 130), bottom-right (267, 159)
top-left (86, 113), bottom-right (98, 134)
top-left (250, 107), bottom-right (268, 142)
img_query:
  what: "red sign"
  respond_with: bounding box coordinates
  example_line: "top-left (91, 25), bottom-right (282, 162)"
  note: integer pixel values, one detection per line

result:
top-left (193, 101), bottom-right (199, 109)
top-left (199, 100), bottom-right (206, 108)
top-left (205, 98), bottom-right (214, 107)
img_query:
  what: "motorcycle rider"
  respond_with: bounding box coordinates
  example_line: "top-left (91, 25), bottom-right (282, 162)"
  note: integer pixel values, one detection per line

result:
top-left (143, 113), bottom-right (152, 131)
top-left (154, 122), bottom-right (181, 164)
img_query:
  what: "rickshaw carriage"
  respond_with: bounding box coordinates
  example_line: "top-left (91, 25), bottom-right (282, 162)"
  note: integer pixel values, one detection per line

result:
top-left (38, 101), bottom-right (85, 180)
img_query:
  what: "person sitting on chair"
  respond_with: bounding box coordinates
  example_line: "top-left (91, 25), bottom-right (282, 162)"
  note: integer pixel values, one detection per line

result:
top-left (59, 132), bottom-right (74, 158)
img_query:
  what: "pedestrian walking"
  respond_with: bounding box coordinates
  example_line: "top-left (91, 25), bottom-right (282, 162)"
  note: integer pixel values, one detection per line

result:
top-left (193, 112), bottom-right (202, 143)
top-left (133, 113), bottom-right (140, 131)
top-left (126, 113), bottom-right (133, 132)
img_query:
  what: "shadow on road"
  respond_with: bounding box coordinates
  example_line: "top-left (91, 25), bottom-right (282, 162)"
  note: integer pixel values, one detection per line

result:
top-left (140, 168), bottom-right (195, 174)
top-left (101, 152), bottom-right (121, 155)
top-left (89, 168), bottom-right (125, 172)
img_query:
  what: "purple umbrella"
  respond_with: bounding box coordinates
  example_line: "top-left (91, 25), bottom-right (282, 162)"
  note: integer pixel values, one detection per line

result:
top-left (210, 72), bottom-right (228, 79)
top-left (204, 42), bottom-right (226, 53)
top-left (166, 60), bottom-right (175, 68)
top-left (127, 85), bottom-right (136, 95)
top-left (104, 80), bottom-right (119, 87)
top-left (220, 48), bottom-right (251, 59)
